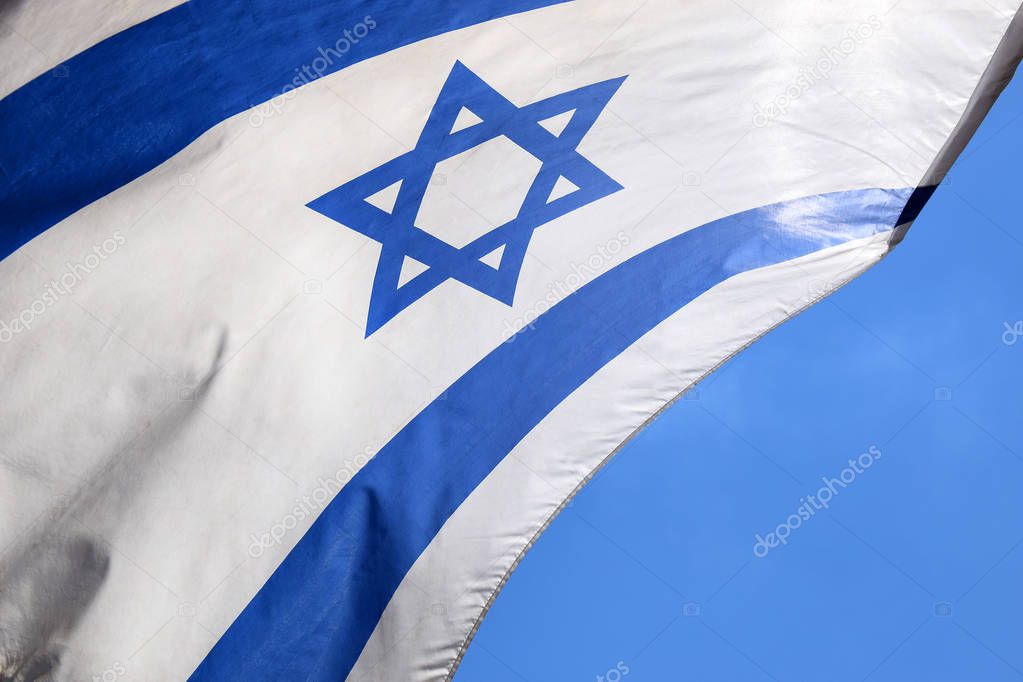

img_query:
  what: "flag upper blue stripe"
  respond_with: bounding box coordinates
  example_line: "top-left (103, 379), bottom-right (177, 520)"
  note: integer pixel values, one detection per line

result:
top-left (191, 187), bottom-right (914, 681)
top-left (0, 0), bottom-right (567, 261)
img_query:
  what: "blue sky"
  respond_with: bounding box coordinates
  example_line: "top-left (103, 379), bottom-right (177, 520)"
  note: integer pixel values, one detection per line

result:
top-left (456, 75), bottom-right (1023, 681)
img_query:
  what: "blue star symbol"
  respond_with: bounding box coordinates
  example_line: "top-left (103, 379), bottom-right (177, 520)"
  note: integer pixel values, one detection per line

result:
top-left (308, 61), bottom-right (627, 335)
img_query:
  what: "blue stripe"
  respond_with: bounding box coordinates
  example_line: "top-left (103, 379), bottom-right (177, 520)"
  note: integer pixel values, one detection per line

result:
top-left (191, 187), bottom-right (915, 681)
top-left (0, 0), bottom-right (566, 261)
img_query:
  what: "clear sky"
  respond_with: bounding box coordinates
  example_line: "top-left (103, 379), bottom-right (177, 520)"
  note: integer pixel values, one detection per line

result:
top-left (456, 74), bottom-right (1023, 681)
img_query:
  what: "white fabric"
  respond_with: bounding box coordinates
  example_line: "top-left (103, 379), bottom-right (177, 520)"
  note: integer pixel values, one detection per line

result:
top-left (0, 0), bottom-right (182, 98)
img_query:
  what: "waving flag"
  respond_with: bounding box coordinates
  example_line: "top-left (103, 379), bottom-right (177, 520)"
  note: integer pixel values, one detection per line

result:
top-left (1, 1), bottom-right (1021, 680)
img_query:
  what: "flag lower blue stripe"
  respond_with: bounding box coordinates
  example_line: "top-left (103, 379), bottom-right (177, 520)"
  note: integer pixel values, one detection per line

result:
top-left (191, 187), bottom-right (915, 681)
top-left (0, 0), bottom-right (567, 261)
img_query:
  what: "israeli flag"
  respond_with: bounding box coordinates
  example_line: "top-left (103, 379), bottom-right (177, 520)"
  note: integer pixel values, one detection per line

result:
top-left (1, 1), bottom-right (1020, 680)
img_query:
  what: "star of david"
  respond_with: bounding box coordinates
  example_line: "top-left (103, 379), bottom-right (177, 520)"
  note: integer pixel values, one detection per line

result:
top-left (308, 61), bottom-right (627, 335)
